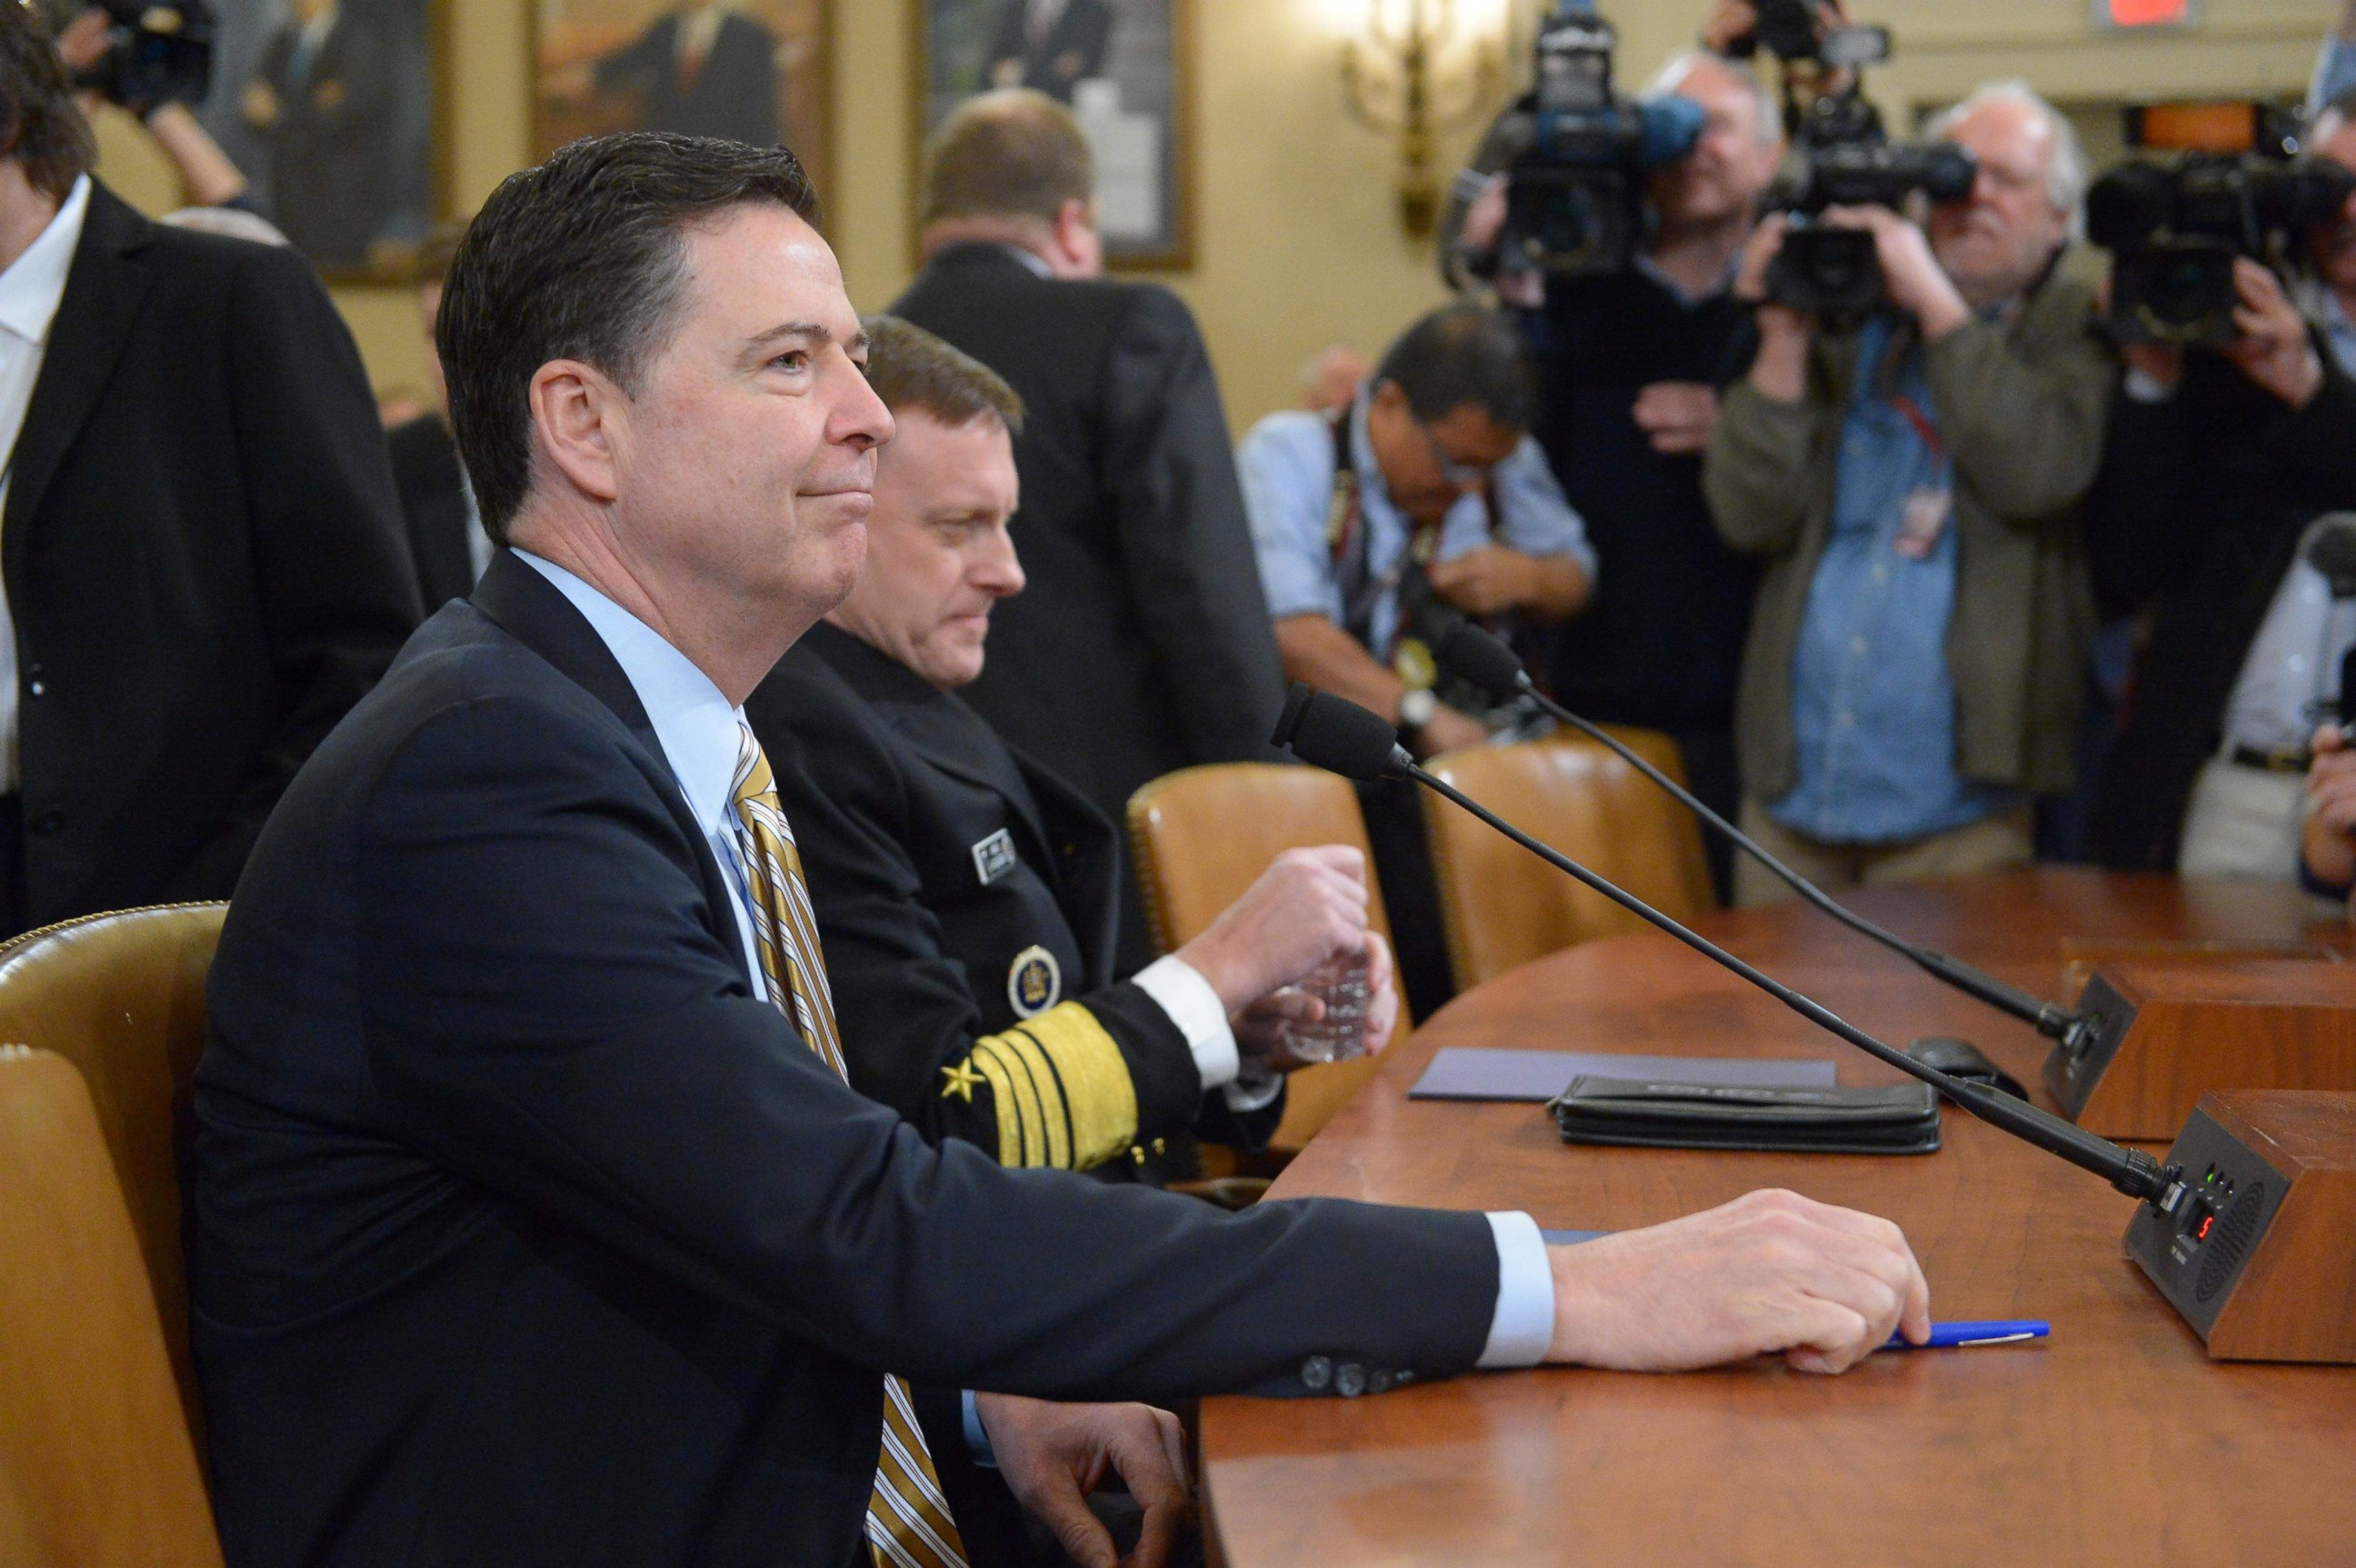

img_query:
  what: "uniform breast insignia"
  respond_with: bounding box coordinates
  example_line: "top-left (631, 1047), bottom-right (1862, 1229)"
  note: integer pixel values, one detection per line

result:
top-left (1006, 945), bottom-right (1062, 1019)
top-left (972, 829), bottom-right (1018, 885)
top-left (939, 1061), bottom-right (985, 1103)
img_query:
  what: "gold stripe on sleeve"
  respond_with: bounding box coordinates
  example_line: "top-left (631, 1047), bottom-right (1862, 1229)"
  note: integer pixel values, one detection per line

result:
top-left (966, 1041), bottom-right (1033, 1166)
top-left (1010, 1004), bottom-right (1138, 1173)
top-left (992, 1027), bottom-right (1073, 1170)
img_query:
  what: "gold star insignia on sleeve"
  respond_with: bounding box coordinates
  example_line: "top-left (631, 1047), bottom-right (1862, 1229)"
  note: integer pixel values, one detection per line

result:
top-left (940, 1061), bottom-right (986, 1103)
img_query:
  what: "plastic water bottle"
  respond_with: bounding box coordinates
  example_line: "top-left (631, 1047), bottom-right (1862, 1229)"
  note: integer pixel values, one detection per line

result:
top-left (1281, 951), bottom-right (1373, 1064)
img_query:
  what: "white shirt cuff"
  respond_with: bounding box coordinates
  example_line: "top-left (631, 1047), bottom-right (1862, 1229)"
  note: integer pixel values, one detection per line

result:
top-left (2122, 365), bottom-right (2179, 404)
top-left (1476, 1211), bottom-right (1555, 1369)
top-left (1131, 954), bottom-right (1239, 1090)
top-left (1222, 1062), bottom-right (1284, 1114)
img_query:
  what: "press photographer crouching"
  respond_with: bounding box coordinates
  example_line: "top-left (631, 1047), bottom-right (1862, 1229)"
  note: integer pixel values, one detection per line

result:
top-left (1704, 82), bottom-right (2112, 904)
top-left (2088, 95), bottom-right (2356, 884)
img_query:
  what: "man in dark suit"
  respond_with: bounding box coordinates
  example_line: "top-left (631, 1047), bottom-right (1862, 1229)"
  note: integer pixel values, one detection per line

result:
top-left (749, 315), bottom-right (1397, 1193)
top-left (592, 0), bottom-right (781, 147)
top-left (893, 91), bottom-right (1287, 972)
top-left (0, 13), bottom-right (418, 938)
top-left (985, 0), bottom-right (1114, 104)
top-left (188, 130), bottom-right (1929, 1568)
top-left (386, 223), bottom-right (488, 608)
top-left (242, 0), bottom-right (398, 266)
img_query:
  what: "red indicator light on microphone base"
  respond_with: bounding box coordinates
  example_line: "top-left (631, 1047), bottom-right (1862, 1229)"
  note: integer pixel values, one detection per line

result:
top-left (2195, 1213), bottom-right (2215, 1242)
top-left (2101, 0), bottom-right (2192, 26)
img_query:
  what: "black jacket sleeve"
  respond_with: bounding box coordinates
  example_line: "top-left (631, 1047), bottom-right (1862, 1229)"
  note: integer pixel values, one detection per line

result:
top-left (166, 243), bottom-right (421, 900)
top-left (1097, 285), bottom-right (1290, 765)
top-left (350, 688), bottom-right (1500, 1403)
top-left (767, 698), bottom-right (1217, 1172)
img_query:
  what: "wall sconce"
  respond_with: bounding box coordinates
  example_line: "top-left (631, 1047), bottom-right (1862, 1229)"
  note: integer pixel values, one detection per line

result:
top-left (1336, 0), bottom-right (1512, 238)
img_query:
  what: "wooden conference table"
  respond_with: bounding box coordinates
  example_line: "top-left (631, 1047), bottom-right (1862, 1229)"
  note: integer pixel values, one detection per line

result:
top-left (1197, 871), bottom-right (2356, 1567)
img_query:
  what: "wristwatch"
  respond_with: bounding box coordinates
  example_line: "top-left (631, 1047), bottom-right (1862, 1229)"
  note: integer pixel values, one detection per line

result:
top-left (1398, 686), bottom-right (1438, 735)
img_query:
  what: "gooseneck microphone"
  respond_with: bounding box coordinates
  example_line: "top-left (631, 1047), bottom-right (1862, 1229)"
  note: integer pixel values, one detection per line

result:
top-left (1269, 684), bottom-right (2181, 1209)
top-left (1432, 620), bottom-right (2088, 1047)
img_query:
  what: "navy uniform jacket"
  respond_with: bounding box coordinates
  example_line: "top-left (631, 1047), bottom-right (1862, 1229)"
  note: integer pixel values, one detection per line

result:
top-left (746, 623), bottom-right (1278, 1183)
top-left (187, 554), bottom-right (1499, 1568)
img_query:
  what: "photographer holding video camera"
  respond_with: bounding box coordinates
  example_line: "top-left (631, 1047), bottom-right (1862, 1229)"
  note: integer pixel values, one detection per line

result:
top-left (46, 1), bottom-right (253, 210)
top-left (1702, 79), bottom-right (2112, 904)
top-left (1447, 4), bottom-right (1791, 894)
top-left (2088, 96), bottom-right (2356, 881)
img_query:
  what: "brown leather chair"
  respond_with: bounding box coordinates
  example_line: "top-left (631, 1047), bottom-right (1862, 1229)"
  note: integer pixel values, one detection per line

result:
top-left (1128, 764), bottom-right (1402, 1158)
top-left (0, 903), bottom-right (226, 1437)
top-left (0, 1045), bottom-right (223, 1567)
top-left (1420, 729), bottom-right (1713, 991)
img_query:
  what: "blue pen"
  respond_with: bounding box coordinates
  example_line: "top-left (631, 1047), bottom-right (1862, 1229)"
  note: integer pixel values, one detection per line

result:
top-left (1886, 1319), bottom-right (2050, 1350)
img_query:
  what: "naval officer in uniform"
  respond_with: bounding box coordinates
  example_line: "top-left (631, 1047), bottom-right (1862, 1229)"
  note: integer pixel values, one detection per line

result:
top-left (746, 315), bottom-right (1397, 1184)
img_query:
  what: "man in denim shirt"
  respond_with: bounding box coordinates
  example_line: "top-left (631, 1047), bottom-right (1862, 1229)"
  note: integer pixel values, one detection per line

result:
top-left (1705, 83), bottom-right (2113, 904)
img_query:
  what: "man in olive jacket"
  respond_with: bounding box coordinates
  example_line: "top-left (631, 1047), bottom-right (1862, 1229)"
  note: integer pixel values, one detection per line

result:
top-left (1704, 84), bottom-right (2112, 904)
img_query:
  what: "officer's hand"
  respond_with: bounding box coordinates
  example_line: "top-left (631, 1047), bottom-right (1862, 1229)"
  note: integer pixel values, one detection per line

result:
top-left (1544, 1188), bottom-right (1930, 1374)
top-left (1178, 847), bottom-right (1372, 1017)
top-left (976, 1394), bottom-right (1192, 1568)
top-left (2221, 257), bottom-right (2322, 410)
top-left (1413, 702), bottom-right (1492, 760)
top-left (1822, 205), bottom-right (1968, 338)
top-left (1429, 545), bottom-right (1541, 616)
top-left (1632, 381), bottom-right (1722, 454)
top-left (1233, 932), bottom-right (1400, 1069)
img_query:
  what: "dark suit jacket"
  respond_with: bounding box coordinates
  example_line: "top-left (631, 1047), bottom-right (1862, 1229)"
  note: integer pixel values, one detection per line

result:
top-left (891, 245), bottom-right (1288, 971)
top-left (255, 14), bottom-right (398, 265)
top-left (985, 0), bottom-right (1114, 102)
top-left (595, 10), bottom-right (781, 147)
top-left (4, 183), bottom-right (417, 934)
top-left (2088, 348), bottom-right (2356, 869)
top-left (386, 412), bottom-right (480, 609)
top-left (746, 623), bottom-right (1278, 1185)
top-left (189, 553), bottom-right (1498, 1568)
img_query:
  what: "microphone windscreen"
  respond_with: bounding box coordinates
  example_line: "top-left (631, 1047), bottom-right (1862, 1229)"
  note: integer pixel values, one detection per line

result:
top-left (1272, 684), bottom-right (1403, 782)
top-left (2306, 513), bottom-right (2356, 597)
top-left (1436, 620), bottom-right (1526, 700)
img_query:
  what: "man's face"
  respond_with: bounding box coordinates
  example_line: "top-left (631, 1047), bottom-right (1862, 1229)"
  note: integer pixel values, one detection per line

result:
top-left (1926, 97), bottom-right (2071, 306)
top-left (591, 205), bottom-right (893, 636)
top-left (826, 407), bottom-right (1023, 691)
top-left (2307, 119), bottom-right (2356, 295)
top-left (1364, 382), bottom-right (1521, 525)
top-left (1646, 58), bottom-right (1782, 230)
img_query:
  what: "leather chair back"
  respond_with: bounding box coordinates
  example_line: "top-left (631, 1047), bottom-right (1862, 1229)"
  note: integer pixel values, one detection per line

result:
top-left (0, 904), bottom-right (226, 1435)
top-left (0, 1046), bottom-right (223, 1567)
top-left (1421, 730), bottom-right (1713, 990)
top-left (1128, 764), bottom-right (1399, 1153)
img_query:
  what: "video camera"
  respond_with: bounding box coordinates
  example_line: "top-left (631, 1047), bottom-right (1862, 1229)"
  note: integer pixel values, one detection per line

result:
top-left (37, 0), bottom-right (215, 116)
top-left (1757, 21), bottom-right (1975, 316)
top-left (2088, 104), bottom-right (2356, 345)
top-left (1484, 1), bottom-right (1703, 278)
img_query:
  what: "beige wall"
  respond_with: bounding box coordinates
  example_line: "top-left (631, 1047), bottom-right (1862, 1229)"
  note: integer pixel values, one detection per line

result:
top-left (95, 0), bottom-right (2325, 433)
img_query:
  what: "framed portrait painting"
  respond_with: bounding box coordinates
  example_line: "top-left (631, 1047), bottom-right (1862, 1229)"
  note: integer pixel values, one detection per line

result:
top-left (533, 0), bottom-right (834, 198)
top-left (913, 0), bottom-right (1195, 269)
top-left (189, 0), bottom-right (449, 280)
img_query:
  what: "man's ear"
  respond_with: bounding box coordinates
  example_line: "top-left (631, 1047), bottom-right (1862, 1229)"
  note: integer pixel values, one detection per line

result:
top-left (528, 359), bottom-right (625, 507)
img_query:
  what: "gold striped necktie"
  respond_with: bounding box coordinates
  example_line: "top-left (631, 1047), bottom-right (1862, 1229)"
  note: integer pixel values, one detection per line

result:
top-left (730, 724), bottom-right (970, 1568)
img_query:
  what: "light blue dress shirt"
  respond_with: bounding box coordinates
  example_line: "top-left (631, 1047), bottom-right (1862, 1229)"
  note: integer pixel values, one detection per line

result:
top-left (1771, 315), bottom-right (2018, 844)
top-left (2312, 34), bottom-right (2356, 116)
top-left (512, 551), bottom-right (1560, 1382)
top-left (1239, 387), bottom-right (1596, 653)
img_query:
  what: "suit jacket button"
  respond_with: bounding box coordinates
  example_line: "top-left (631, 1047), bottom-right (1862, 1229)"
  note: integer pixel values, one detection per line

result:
top-left (1368, 1369), bottom-right (1394, 1394)
top-left (1335, 1363), bottom-right (1367, 1398)
top-left (29, 808), bottom-right (65, 836)
top-left (1300, 1355), bottom-right (1332, 1392)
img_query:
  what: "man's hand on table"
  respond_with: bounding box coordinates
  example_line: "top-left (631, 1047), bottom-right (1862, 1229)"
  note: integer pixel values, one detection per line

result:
top-left (1543, 1188), bottom-right (1932, 1373)
top-left (976, 1393), bottom-right (1193, 1568)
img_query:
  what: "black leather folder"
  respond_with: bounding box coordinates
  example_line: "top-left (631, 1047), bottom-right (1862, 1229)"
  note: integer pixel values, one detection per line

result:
top-left (1547, 1076), bottom-right (1942, 1155)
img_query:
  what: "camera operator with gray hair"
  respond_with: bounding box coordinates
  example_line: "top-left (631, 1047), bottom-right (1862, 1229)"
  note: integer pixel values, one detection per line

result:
top-left (1702, 80), bottom-right (2112, 903)
top-left (2090, 93), bottom-right (2356, 885)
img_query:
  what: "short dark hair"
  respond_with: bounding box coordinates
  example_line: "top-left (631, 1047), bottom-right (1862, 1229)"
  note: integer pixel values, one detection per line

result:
top-left (436, 133), bottom-right (822, 542)
top-left (0, 5), bottom-right (97, 202)
top-left (1373, 305), bottom-right (1539, 434)
top-left (859, 315), bottom-right (1024, 435)
top-left (921, 90), bottom-right (1093, 227)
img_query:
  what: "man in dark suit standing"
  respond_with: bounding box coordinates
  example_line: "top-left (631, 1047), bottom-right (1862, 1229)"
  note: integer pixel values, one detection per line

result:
top-left (591, 0), bottom-right (781, 147)
top-left (985, 0), bottom-right (1114, 104)
top-left (893, 90), bottom-right (1286, 971)
top-left (0, 12), bottom-right (417, 938)
top-left (241, 0), bottom-right (398, 266)
top-left (189, 130), bottom-right (1928, 1568)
